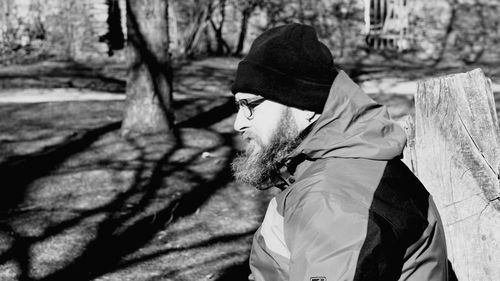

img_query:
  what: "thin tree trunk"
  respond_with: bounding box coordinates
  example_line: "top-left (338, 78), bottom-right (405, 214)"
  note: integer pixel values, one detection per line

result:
top-left (432, 0), bottom-right (458, 66)
top-left (184, 1), bottom-right (213, 57)
top-left (234, 8), bottom-right (251, 56)
top-left (64, 0), bottom-right (76, 60)
top-left (211, 0), bottom-right (227, 56)
top-left (204, 26), bottom-right (214, 54)
top-left (122, 0), bottom-right (174, 136)
top-left (210, 19), bottom-right (229, 56)
top-left (102, 0), bottom-right (125, 56)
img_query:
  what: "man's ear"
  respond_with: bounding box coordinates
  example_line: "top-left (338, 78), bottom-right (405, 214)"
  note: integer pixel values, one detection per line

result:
top-left (296, 109), bottom-right (319, 124)
top-left (306, 111), bottom-right (319, 123)
top-left (305, 110), bottom-right (321, 124)
top-left (291, 108), bottom-right (320, 130)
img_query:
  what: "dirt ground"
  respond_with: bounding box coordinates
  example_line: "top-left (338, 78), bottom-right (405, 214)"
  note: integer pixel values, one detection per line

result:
top-left (0, 57), bottom-right (499, 281)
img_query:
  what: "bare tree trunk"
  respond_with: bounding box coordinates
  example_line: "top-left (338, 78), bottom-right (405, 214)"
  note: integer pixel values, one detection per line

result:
top-left (122, 0), bottom-right (174, 136)
top-left (183, 1), bottom-right (213, 57)
top-left (337, 0), bottom-right (355, 59)
top-left (432, 0), bottom-right (458, 66)
top-left (234, 7), bottom-right (252, 56)
top-left (63, 0), bottom-right (77, 60)
top-left (100, 0), bottom-right (125, 56)
top-left (210, 0), bottom-right (229, 56)
top-left (204, 26), bottom-right (214, 54)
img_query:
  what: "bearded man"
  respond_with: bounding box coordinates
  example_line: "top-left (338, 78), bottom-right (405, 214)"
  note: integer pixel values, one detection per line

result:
top-left (231, 23), bottom-right (450, 281)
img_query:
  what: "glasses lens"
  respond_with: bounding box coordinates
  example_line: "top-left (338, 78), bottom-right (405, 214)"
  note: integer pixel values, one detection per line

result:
top-left (236, 100), bottom-right (251, 119)
top-left (236, 97), bottom-right (264, 119)
top-left (244, 106), bottom-right (252, 119)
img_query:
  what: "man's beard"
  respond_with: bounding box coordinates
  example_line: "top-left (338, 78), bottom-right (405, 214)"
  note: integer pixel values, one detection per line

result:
top-left (231, 109), bottom-right (303, 190)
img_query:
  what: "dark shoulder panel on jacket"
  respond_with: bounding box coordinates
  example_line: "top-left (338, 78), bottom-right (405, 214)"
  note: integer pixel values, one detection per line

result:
top-left (353, 159), bottom-right (431, 281)
top-left (372, 159), bottom-right (430, 244)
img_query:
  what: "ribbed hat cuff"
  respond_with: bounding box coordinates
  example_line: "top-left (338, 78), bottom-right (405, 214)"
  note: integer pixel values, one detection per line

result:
top-left (231, 60), bottom-right (332, 114)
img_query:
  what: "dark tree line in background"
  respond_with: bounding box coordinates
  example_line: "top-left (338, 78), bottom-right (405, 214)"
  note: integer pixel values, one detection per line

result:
top-left (119, 0), bottom-right (500, 135)
top-left (234, 0), bottom-right (261, 55)
top-left (1, 0), bottom-right (500, 135)
top-left (173, 0), bottom-right (263, 57)
top-left (101, 0), bottom-right (500, 66)
top-left (1, 0), bottom-right (500, 66)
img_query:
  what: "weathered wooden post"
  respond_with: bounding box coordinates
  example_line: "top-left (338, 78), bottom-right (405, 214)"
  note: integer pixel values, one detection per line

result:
top-left (403, 69), bottom-right (500, 281)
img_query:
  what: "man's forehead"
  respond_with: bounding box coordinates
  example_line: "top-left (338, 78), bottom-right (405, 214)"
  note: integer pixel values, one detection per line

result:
top-left (234, 92), bottom-right (261, 101)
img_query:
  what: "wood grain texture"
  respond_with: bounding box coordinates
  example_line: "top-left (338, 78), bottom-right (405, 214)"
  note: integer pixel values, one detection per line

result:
top-left (414, 68), bottom-right (500, 281)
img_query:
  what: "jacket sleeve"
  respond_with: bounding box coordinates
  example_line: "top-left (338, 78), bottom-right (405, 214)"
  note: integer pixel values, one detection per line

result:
top-left (284, 191), bottom-right (405, 281)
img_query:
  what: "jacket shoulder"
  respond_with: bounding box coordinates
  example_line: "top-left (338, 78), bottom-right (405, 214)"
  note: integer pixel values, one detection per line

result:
top-left (282, 158), bottom-right (432, 242)
top-left (282, 157), bottom-right (388, 212)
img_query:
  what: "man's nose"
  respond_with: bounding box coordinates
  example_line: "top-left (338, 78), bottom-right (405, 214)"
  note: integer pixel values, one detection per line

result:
top-left (234, 109), bottom-right (249, 132)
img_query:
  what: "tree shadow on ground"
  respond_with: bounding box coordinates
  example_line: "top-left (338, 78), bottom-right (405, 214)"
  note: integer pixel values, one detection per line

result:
top-left (0, 7), bottom-right (255, 280)
top-left (0, 121), bottom-right (122, 217)
top-left (0, 88), bottom-right (255, 280)
top-left (215, 260), bottom-right (250, 281)
top-left (176, 97), bottom-right (235, 128)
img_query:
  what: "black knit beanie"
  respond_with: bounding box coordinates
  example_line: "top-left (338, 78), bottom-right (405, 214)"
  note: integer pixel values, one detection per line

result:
top-left (231, 23), bottom-right (339, 114)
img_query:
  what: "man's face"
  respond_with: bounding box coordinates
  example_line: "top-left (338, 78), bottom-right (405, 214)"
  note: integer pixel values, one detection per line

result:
top-left (233, 93), bottom-right (286, 151)
top-left (232, 93), bottom-right (302, 189)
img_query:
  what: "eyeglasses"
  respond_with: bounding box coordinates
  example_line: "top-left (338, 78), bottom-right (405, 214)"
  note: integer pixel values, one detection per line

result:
top-left (235, 97), bottom-right (265, 120)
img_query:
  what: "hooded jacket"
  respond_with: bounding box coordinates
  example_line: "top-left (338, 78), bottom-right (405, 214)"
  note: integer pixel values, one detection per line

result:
top-left (249, 71), bottom-right (449, 281)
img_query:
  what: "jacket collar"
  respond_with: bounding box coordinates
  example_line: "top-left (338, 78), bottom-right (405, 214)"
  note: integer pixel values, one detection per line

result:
top-left (276, 70), bottom-right (406, 189)
top-left (275, 72), bottom-right (354, 188)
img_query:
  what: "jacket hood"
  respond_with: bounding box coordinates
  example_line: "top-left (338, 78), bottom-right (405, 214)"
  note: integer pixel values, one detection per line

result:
top-left (290, 71), bottom-right (407, 161)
